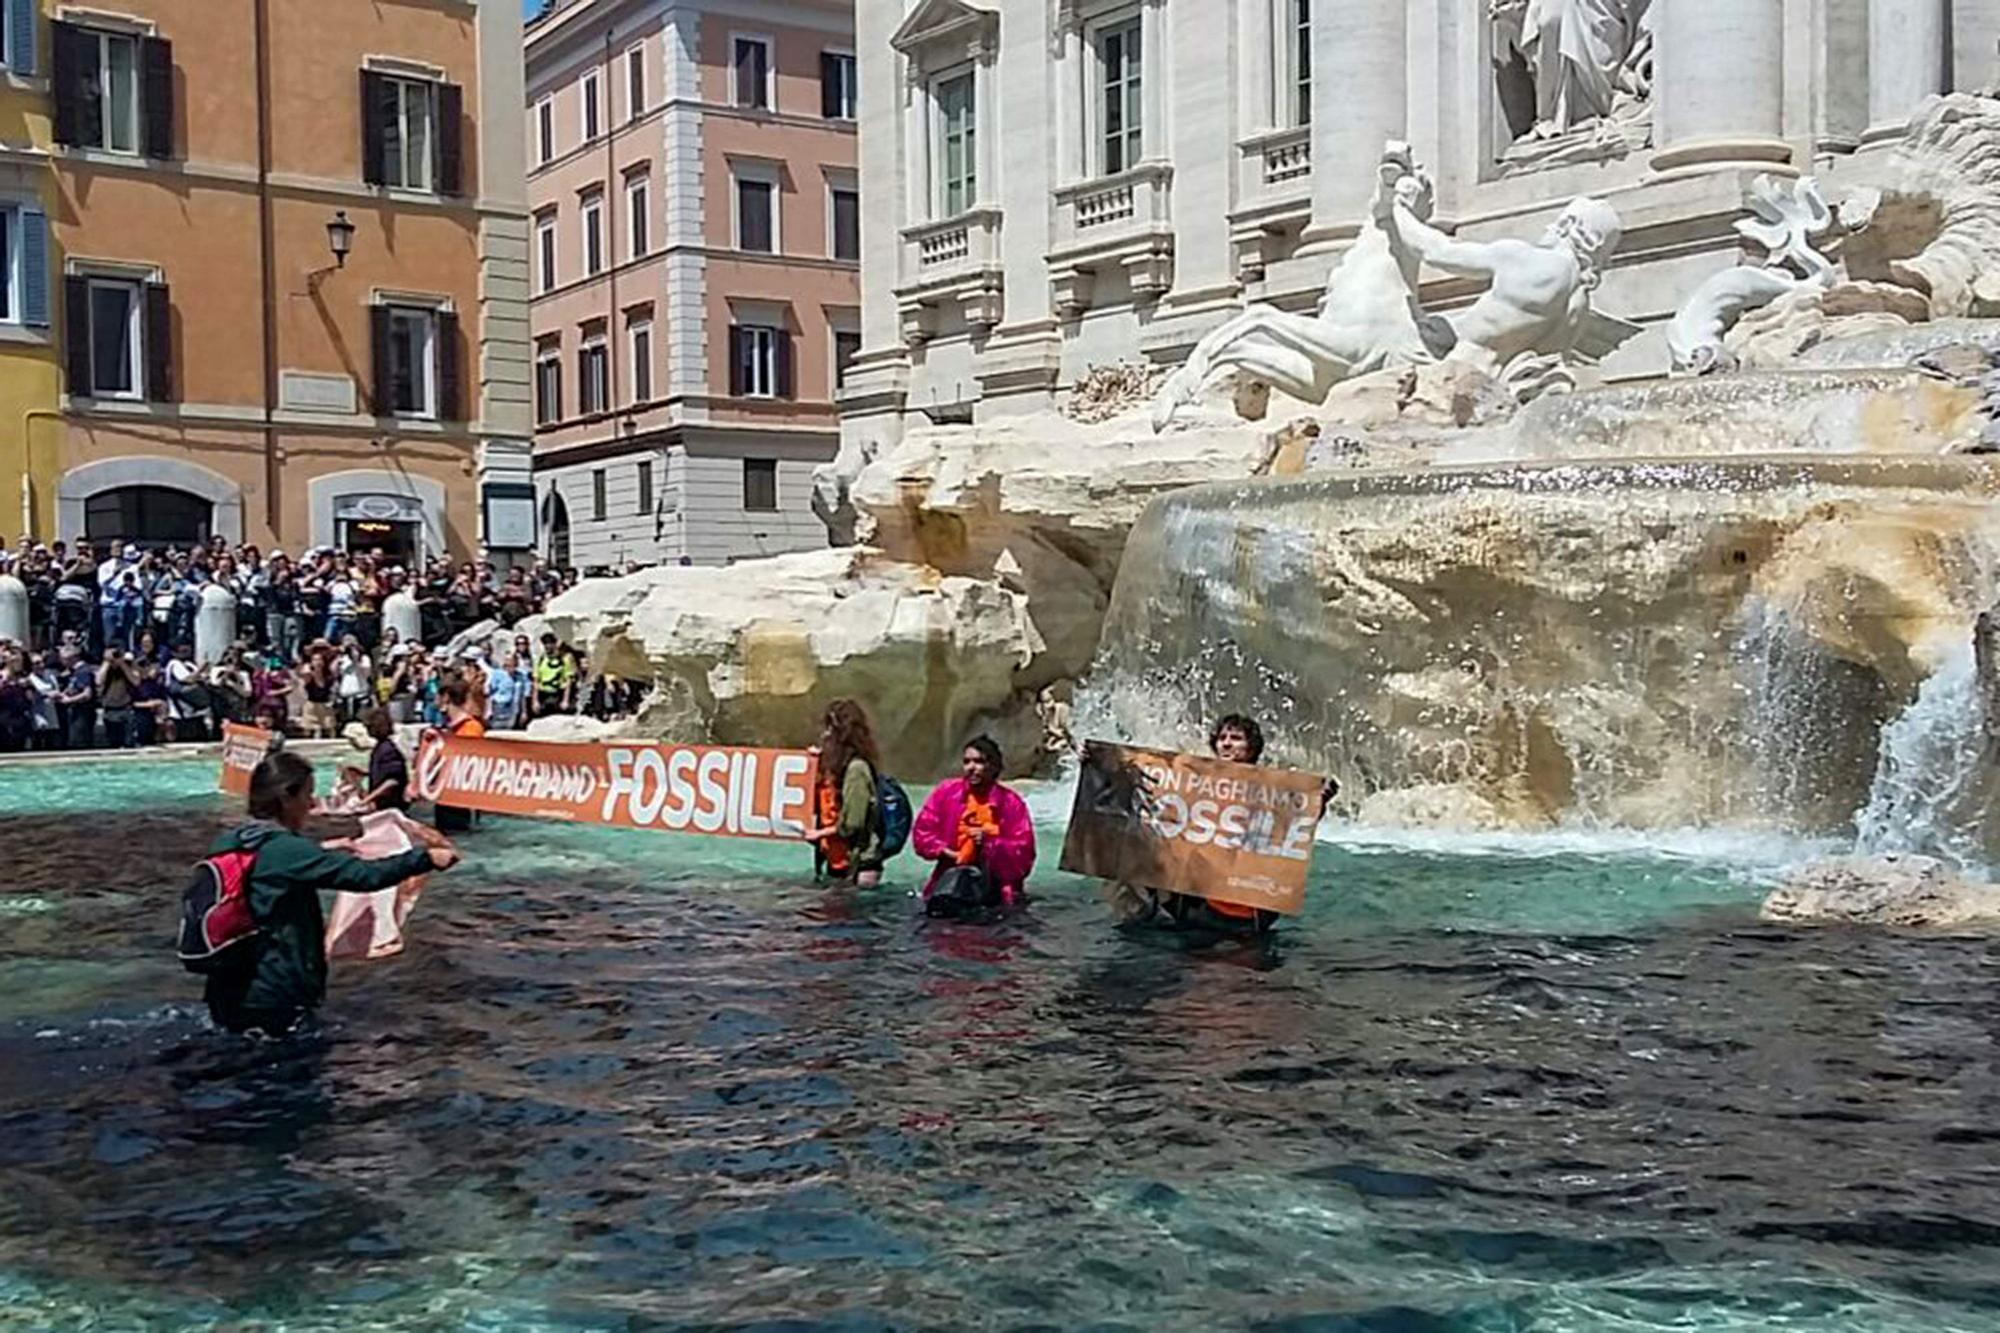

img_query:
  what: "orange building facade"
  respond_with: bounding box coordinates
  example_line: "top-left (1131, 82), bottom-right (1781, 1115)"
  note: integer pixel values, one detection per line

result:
top-left (31, 0), bottom-right (531, 562)
top-left (526, 0), bottom-right (856, 569)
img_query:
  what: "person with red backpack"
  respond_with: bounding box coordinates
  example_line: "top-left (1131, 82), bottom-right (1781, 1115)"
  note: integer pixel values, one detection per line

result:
top-left (190, 749), bottom-right (458, 1036)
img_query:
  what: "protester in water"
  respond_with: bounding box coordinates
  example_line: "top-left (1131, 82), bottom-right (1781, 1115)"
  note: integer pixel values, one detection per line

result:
top-left (359, 707), bottom-right (410, 812)
top-left (204, 750), bottom-right (457, 1035)
top-left (807, 698), bottom-right (884, 887)
top-left (1109, 713), bottom-right (1337, 934)
top-left (911, 735), bottom-right (1036, 911)
top-left (431, 674), bottom-right (484, 833)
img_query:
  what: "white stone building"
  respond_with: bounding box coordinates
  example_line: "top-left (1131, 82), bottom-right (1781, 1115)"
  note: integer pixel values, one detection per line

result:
top-left (842, 0), bottom-right (2000, 453)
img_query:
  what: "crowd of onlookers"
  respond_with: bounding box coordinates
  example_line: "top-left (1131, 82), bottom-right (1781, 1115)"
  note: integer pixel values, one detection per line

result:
top-left (0, 536), bottom-right (646, 753)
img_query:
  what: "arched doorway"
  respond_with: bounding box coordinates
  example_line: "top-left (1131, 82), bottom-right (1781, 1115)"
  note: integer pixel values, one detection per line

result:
top-left (83, 486), bottom-right (213, 549)
top-left (542, 489), bottom-right (571, 568)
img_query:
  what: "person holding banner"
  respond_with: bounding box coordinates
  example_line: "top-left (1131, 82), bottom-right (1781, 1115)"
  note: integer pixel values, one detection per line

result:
top-left (431, 675), bottom-right (485, 834)
top-left (1102, 714), bottom-right (1338, 934)
top-left (203, 750), bottom-right (458, 1036)
top-left (807, 699), bottom-right (885, 887)
top-left (911, 736), bottom-right (1037, 914)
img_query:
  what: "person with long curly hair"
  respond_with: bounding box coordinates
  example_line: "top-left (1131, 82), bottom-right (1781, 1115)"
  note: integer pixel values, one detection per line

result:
top-left (807, 698), bottom-right (885, 887)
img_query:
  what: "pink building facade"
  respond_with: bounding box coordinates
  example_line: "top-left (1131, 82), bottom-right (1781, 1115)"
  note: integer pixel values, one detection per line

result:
top-left (525, 0), bottom-right (857, 569)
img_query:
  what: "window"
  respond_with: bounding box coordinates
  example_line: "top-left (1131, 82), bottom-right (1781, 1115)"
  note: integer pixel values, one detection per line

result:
top-left (0, 211), bottom-right (10, 324)
top-left (383, 305), bottom-right (437, 417)
top-left (0, 203), bottom-right (56, 331)
top-left (820, 51), bottom-right (856, 120)
top-left (830, 186), bottom-right (859, 262)
top-left (536, 211), bottom-right (558, 292)
top-left (736, 176), bottom-right (774, 253)
top-left (732, 36), bottom-right (770, 109)
top-left (935, 73), bottom-right (975, 218)
top-left (834, 329), bottom-right (861, 388)
top-left (627, 45), bottom-right (646, 121)
top-left (73, 28), bottom-right (140, 154)
top-left (582, 71), bottom-right (600, 142)
top-left (635, 459), bottom-right (653, 516)
top-left (83, 276), bottom-right (142, 397)
top-left (536, 97), bottom-right (554, 164)
top-left (534, 348), bottom-right (562, 425)
top-left (1289, 0), bottom-right (1311, 127)
top-left (382, 76), bottom-right (437, 191)
top-left (84, 487), bottom-right (211, 549)
top-left (743, 458), bottom-right (777, 513)
top-left (627, 175), bottom-right (650, 259)
top-left (591, 468), bottom-right (607, 521)
top-left (1096, 17), bottom-right (1143, 175)
top-left (731, 323), bottom-right (779, 398)
top-left (581, 191), bottom-right (604, 276)
top-left (629, 318), bottom-right (652, 402)
top-left (578, 337), bottom-right (608, 415)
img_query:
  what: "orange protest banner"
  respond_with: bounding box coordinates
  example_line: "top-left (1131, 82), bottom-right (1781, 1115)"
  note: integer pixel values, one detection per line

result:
top-left (217, 722), bottom-right (278, 796)
top-left (1059, 741), bottom-right (1325, 915)
top-left (408, 731), bottom-right (818, 839)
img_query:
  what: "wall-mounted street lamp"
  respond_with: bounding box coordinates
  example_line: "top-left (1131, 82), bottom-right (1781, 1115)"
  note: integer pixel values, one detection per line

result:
top-left (326, 211), bottom-right (357, 268)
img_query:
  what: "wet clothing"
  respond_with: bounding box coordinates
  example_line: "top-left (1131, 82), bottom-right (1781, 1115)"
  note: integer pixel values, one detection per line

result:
top-left (815, 757), bottom-right (879, 878)
top-left (202, 821), bottom-right (432, 1034)
top-left (433, 714), bottom-right (485, 833)
top-left (911, 778), bottom-right (1036, 905)
top-left (368, 737), bottom-right (409, 812)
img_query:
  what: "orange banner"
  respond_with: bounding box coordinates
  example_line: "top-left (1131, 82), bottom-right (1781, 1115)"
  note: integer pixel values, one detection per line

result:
top-left (217, 722), bottom-right (278, 796)
top-left (408, 731), bottom-right (818, 840)
top-left (1059, 741), bottom-right (1324, 915)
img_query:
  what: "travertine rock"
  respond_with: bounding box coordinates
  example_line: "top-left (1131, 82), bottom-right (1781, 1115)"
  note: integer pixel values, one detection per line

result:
top-left (1762, 854), bottom-right (2000, 927)
top-left (533, 547), bottom-right (1048, 777)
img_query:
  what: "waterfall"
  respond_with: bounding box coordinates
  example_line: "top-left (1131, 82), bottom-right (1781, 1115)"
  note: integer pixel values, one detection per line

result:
top-left (1853, 639), bottom-right (1990, 871)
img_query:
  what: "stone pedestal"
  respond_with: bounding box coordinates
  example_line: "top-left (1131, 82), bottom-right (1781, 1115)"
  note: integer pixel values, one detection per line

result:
top-left (1651, 0), bottom-right (1792, 174)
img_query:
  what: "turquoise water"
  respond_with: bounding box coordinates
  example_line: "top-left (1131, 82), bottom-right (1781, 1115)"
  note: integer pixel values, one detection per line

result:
top-left (3, 760), bottom-right (1998, 1331)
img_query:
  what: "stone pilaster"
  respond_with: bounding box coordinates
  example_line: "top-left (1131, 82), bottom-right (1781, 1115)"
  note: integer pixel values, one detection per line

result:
top-left (1866, 0), bottom-right (1949, 144)
top-left (1651, 0), bottom-right (1792, 174)
top-left (1297, 0), bottom-right (1407, 254)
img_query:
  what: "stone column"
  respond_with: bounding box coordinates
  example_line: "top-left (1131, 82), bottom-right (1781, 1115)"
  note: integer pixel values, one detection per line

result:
top-left (1867, 0), bottom-right (1950, 143)
top-left (1298, 0), bottom-right (1406, 253)
top-left (1651, 0), bottom-right (1792, 174)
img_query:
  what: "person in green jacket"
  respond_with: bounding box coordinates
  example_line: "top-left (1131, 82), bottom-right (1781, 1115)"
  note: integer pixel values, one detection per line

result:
top-left (806, 698), bottom-right (883, 887)
top-left (204, 749), bottom-right (458, 1036)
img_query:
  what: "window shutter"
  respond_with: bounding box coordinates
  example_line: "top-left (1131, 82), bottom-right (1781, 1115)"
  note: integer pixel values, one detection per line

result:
top-left (775, 329), bottom-right (794, 399)
top-left (8, 0), bottom-right (36, 77)
top-left (727, 326), bottom-right (744, 396)
top-left (437, 81), bottom-right (464, 196)
top-left (144, 282), bottom-right (172, 402)
top-left (369, 304), bottom-right (392, 414)
top-left (819, 52), bottom-right (838, 119)
top-left (62, 274), bottom-right (89, 391)
top-left (18, 209), bottom-right (47, 327)
top-left (51, 21), bottom-right (89, 147)
top-left (435, 310), bottom-right (461, 420)
top-left (141, 37), bottom-right (173, 159)
top-left (549, 359), bottom-right (562, 422)
top-left (360, 70), bottom-right (386, 186)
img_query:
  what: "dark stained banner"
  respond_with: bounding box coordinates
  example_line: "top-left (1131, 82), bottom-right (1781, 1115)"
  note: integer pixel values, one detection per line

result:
top-left (1059, 741), bottom-right (1324, 915)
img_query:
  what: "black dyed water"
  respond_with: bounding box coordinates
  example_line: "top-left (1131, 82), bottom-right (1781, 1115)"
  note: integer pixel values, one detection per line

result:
top-left (3, 763), bottom-right (2000, 1330)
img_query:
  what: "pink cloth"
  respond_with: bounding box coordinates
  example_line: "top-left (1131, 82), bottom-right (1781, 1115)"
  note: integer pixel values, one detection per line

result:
top-left (911, 778), bottom-right (1037, 902)
top-left (324, 811), bottom-right (430, 961)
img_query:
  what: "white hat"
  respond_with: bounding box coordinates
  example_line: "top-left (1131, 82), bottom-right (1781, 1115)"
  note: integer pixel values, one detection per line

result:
top-left (342, 721), bottom-right (373, 751)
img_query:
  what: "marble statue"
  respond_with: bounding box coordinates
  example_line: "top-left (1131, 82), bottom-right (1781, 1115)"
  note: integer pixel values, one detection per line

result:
top-left (1666, 176), bottom-right (1837, 375)
top-left (1492, 0), bottom-right (1653, 140)
top-left (1155, 143), bottom-right (1631, 430)
top-left (1152, 144), bottom-right (1443, 431)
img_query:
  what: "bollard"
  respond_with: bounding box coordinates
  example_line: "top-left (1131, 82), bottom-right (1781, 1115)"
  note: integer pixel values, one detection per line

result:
top-left (194, 582), bottom-right (238, 664)
top-left (0, 573), bottom-right (26, 647)
top-left (384, 588), bottom-right (423, 646)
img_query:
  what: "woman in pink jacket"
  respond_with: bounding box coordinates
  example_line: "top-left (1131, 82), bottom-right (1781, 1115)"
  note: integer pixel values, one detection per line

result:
top-left (911, 735), bottom-right (1037, 912)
